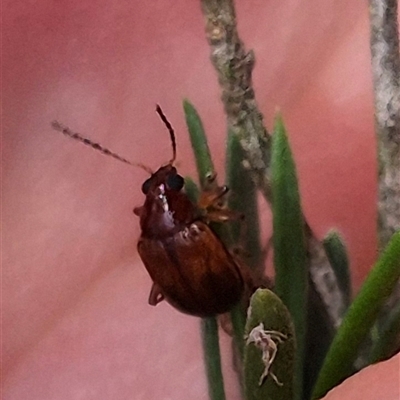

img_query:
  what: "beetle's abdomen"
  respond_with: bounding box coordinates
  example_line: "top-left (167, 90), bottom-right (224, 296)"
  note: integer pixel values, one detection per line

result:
top-left (137, 221), bottom-right (244, 317)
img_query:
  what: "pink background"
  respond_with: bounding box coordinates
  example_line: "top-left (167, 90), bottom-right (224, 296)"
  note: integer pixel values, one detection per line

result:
top-left (4, 1), bottom-right (395, 399)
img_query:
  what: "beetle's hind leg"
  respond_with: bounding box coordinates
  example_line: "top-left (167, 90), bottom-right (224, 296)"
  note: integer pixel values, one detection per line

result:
top-left (148, 282), bottom-right (165, 306)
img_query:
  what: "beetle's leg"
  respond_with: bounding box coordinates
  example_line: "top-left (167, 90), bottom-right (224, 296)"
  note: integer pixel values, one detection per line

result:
top-left (195, 171), bottom-right (245, 223)
top-left (218, 312), bottom-right (234, 336)
top-left (198, 185), bottom-right (229, 209)
top-left (198, 187), bottom-right (243, 223)
top-left (197, 171), bottom-right (228, 207)
top-left (148, 282), bottom-right (165, 306)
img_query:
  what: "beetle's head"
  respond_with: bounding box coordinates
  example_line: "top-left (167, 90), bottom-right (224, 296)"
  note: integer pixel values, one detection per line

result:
top-left (141, 164), bottom-right (184, 195)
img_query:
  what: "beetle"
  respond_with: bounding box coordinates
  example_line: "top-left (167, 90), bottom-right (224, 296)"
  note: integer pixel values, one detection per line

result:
top-left (52, 106), bottom-right (246, 317)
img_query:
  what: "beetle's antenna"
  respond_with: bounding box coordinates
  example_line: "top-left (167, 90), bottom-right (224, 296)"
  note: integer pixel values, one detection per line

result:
top-left (51, 121), bottom-right (153, 174)
top-left (155, 105), bottom-right (177, 164)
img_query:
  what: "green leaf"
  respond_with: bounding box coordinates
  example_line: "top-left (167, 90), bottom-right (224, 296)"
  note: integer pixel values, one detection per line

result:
top-left (183, 99), bottom-right (214, 187)
top-left (303, 282), bottom-right (336, 400)
top-left (370, 302), bottom-right (400, 364)
top-left (201, 317), bottom-right (227, 400)
top-left (323, 230), bottom-right (352, 308)
top-left (244, 289), bottom-right (296, 400)
top-left (271, 115), bottom-right (308, 400)
top-left (226, 130), bottom-right (262, 270)
top-left (312, 230), bottom-right (400, 399)
top-left (183, 100), bottom-right (226, 400)
top-left (184, 176), bottom-right (200, 203)
top-left (225, 130), bottom-right (263, 384)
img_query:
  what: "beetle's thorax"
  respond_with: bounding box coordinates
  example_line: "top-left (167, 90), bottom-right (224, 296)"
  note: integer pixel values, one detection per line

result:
top-left (135, 165), bottom-right (197, 239)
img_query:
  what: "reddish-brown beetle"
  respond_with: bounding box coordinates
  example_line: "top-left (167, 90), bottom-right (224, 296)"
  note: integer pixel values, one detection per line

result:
top-left (52, 106), bottom-right (246, 317)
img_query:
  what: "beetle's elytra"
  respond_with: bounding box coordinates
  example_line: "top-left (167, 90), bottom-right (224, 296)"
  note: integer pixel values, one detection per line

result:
top-left (52, 106), bottom-right (246, 317)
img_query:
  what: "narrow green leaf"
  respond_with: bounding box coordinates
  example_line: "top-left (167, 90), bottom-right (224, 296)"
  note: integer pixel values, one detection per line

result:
top-left (230, 302), bottom-right (247, 361)
top-left (271, 115), bottom-right (308, 400)
top-left (183, 100), bottom-right (226, 400)
top-left (201, 318), bottom-right (227, 400)
top-left (303, 282), bottom-right (336, 400)
top-left (244, 289), bottom-right (296, 400)
top-left (370, 302), bottom-right (400, 364)
top-left (183, 99), bottom-right (214, 187)
top-left (312, 231), bottom-right (400, 400)
top-left (323, 230), bottom-right (352, 308)
top-left (226, 130), bottom-right (262, 270)
top-left (226, 130), bottom-right (263, 363)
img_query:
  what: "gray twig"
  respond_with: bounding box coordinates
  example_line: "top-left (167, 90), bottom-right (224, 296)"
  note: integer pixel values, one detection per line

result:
top-left (200, 0), bottom-right (272, 199)
top-left (369, 0), bottom-right (400, 247)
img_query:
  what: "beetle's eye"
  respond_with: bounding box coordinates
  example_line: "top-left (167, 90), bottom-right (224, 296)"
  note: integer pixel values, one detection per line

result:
top-left (141, 178), bottom-right (152, 194)
top-left (167, 173), bottom-right (184, 191)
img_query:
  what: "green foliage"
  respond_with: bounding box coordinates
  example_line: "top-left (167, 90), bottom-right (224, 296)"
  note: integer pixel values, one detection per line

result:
top-left (184, 176), bottom-right (200, 203)
top-left (225, 131), bottom-right (262, 270)
top-left (244, 289), bottom-right (296, 400)
top-left (201, 318), bottom-right (227, 400)
top-left (369, 301), bottom-right (400, 364)
top-left (183, 99), bottom-right (215, 187)
top-left (184, 99), bottom-right (400, 400)
top-left (226, 130), bottom-right (263, 363)
top-left (323, 230), bottom-right (352, 308)
top-left (312, 231), bottom-right (400, 399)
top-left (271, 115), bottom-right (308, 400)
top-left (183, 100), bottom-right (226, 400)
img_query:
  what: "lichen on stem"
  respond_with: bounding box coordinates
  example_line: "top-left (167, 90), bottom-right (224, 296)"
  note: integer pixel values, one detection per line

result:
top-left (200, 0), bottom-right (271, 199)
top-left (369, 0), bottom-right (400, 247)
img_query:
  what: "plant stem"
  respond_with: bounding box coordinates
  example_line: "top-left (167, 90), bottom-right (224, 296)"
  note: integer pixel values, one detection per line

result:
top-left (200, 0), bottom-right (271, 198)
top-left (369, 0), bottom-right (400, 248)
top-left (201, 318), bottom-right (227, 400)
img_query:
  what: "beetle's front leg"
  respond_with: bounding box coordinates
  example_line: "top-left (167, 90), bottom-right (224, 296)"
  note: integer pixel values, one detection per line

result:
top-left (197, 171), bottom-right (227, 205)
top-left (148, 282), bottom-right (165, 306)
top-left (197, 173), bottom-right (243, 223)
